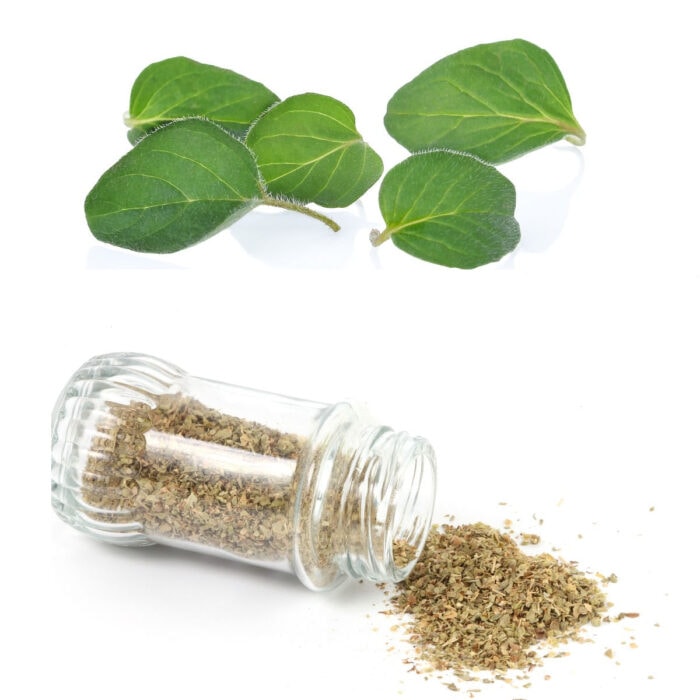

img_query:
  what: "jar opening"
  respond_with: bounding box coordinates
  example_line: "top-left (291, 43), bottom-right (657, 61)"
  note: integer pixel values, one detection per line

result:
top-left (292, 404), bottom-right (436, 590)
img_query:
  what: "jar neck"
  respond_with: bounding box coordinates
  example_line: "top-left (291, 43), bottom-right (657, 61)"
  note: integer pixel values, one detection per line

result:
top-left (292, 403), bottom-right (436, 591)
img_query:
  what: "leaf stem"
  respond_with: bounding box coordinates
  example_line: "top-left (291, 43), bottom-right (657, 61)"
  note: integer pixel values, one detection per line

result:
top-left (262, 196), bottom-right (340, 232)
top-left (565, 131), bottom-right (586, 147)
top-left (370, 227), bottom-right (391, 247)
top-left (565, 122), bottom-right (587, 147)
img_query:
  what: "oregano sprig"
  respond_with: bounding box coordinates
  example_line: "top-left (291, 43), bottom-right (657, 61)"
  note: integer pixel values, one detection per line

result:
top-left (86, 72), bottom-right (380, 250)
top-left (85, 118), bottom-right (346, 253)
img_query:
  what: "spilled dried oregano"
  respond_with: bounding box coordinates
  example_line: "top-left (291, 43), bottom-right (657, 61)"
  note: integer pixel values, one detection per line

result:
top-left (385, 522), bottom-right (614, 685)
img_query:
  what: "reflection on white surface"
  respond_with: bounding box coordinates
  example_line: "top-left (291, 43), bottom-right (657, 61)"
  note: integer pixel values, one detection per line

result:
top-left (230, 203), bottom-right (367, 269)
top-left (502, 144), bottom-right (585, 258)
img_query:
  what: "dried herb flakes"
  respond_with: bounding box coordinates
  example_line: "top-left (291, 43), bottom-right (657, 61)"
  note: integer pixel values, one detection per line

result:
top-left (386, 522), bottom-right (612, 681)
top-left (83, 394), bottom-right (303, 562)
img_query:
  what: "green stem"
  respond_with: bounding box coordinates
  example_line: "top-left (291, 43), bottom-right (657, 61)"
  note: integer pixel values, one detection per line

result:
top-left (565, 131), bottom-right (586, 147)
top-left (262, 196), bottom-right (340, 232)
top-left (370, 227), bottom-right (391, 247)
top-left (565, 122), bottom-right (587, 147)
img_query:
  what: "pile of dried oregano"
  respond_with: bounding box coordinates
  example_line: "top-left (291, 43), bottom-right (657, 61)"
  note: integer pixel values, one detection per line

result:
top-left (385, 521), bottom-right (614, 686)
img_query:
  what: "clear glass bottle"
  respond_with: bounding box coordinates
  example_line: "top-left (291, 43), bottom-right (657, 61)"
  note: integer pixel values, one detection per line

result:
top-left (51, 352), bottom-right (437, 591)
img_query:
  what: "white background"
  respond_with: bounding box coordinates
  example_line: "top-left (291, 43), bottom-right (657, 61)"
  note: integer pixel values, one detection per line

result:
top-left (3, 1), bottom-right (698, 697)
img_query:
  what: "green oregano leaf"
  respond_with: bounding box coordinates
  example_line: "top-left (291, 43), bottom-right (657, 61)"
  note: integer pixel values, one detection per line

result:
top-left (384, 39), bottom-right (585, 164)
top-left (85, 119), bottom-right (263, 252)
top-left (125, 56), bottom-right (279, 144)
top-left (245, 93), bottom-right (383, 208)
top-left (371, 150), bottom-right (520, 269)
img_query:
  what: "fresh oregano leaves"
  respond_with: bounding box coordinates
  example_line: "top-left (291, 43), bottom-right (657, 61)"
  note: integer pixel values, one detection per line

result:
top-left (86, 42), bottom-right (582, 266)
top-left (246, 93), bottom-right (383, 208)
top-left (85, 119), bottom-right (263, 252)
top-left (371, 150), bottom-right (520, 269)
top-left (85, 118), bottom-right (340, 253)
top-left (125, 56), bottom-right (279, 144)
top-left (384, 39), bottom-right (585, 164)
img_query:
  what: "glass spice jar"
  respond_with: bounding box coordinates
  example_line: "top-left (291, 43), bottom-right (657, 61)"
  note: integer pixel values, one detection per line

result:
top-left (51, 352), bottom-right (437, 591)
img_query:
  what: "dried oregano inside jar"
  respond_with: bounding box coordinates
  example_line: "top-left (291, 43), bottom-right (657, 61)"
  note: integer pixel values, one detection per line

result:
top-left (51, 353), bottom-right (436, 590)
